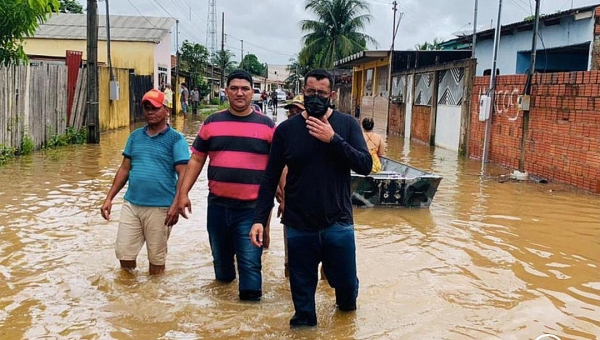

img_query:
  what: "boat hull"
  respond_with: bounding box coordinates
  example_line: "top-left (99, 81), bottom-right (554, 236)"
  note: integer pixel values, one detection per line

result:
top-left (351, 157), bottom-right (442, 208)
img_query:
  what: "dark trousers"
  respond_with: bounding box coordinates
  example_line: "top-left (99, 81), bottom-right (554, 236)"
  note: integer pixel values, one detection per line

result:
top-left (192, 101), bottom-right (199, 114)
top-left (286, 222), bottom-right (359, 325)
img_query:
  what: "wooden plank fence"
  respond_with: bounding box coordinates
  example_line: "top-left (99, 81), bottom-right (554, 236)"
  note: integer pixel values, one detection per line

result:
top-left (0, 64), bottom-right (85, 151)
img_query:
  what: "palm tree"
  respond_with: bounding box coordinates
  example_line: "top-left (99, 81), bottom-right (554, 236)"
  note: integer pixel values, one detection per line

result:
top-left (301, 0), bottom-right (377, 69)
top-left (213, 49), bottom-right (237, 87)
top-left (285, 56), bottom-right (311, 93)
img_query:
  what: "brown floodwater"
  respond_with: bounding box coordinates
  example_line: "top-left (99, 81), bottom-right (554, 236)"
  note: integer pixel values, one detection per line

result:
top-left (0, 108), bottom-right (598, 340)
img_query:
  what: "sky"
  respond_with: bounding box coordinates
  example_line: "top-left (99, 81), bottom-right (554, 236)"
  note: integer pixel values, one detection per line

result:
top-left (91, 0), bottom-right (600, 66)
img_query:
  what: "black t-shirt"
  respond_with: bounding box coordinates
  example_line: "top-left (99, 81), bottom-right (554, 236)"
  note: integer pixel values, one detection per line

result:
top-left (253, 111), bottom-right (372, 231)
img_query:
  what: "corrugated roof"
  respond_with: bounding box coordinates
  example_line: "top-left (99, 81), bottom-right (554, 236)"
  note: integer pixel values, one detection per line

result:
top-left (34, 13), bottom-right (175, 43)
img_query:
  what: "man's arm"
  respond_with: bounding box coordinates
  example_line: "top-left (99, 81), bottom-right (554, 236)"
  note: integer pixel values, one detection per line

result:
top-left (174, 153), bottom-right (207, 219)
top-left (100, 157), bottom-right (131, 220)
top-left (165, 163), bottom-right (188, 226)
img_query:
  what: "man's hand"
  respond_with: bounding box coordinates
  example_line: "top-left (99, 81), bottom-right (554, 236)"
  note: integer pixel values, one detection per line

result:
top-left (100, 199), bottom-right (112, 220)
top-left (165, 197), bottom-right (181, 226)
top-left (176, 194), bottom-right (193, 219)
top-left (249, 223), bottom-right (264, 248)
top-left (306, 115), bottom-right (335, 143)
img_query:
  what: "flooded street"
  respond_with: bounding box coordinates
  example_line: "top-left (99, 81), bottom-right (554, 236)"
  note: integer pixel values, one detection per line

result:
top-left (0, 108), bottom-right (599, 339)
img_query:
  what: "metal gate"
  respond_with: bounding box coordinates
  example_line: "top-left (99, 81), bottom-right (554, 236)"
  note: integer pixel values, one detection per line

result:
top-left (129, 73), bottom-right (153, 123)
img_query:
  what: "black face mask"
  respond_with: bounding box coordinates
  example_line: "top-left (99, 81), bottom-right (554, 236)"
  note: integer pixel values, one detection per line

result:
top-left (304, 94), bottom-right (330, 118)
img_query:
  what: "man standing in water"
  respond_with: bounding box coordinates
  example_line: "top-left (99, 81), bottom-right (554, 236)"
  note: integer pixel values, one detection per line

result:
top-left (171, 69), bottom-right (275, 301)
top-left (250, 69), bottom-right (372, 327)
top-left (100, 89), bottom-right (189, 275)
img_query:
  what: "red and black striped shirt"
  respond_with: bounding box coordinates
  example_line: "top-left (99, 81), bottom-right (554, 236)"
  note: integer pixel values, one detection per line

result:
top-left (191, 109), bottom-right (275, 207)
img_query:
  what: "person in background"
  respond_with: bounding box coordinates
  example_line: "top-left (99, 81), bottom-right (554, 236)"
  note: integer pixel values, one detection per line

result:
top-left (261, 90), bottom-right (269, 112)
top-left (163, 84), bottom-right (173, 109)
top-left (250, 69), bottom-right (372, 327)
top-left (220, 88), bottom-right (226, 103)
top-left (190, 86), bottom-right (200, 115)
top-left (100, 89), bottom-right (189, 275)
top-left (270, 90), bottom-right (278, 112)
top-left (171, 70), bottom-right (275, 301)
top-left (180, 83), bottom-right (189, 114)
top-left (361, 118), bottom-right (386, 173)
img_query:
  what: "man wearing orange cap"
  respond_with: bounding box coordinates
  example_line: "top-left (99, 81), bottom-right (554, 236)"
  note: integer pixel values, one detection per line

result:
top-left (100, 89), bottom-right (190, 275)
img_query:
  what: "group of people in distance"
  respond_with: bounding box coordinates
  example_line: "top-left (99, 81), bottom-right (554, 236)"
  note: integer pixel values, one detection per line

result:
top-left (100, 68), bottom-right (379, 328)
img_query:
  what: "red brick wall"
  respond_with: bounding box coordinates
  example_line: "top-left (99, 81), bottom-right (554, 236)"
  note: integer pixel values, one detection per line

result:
top-left (388, 103), bottom-right (405, 136)
top-left (411, 105), bottom-right (431, 144)
top-left (470, 72), bottom-right (600, 193)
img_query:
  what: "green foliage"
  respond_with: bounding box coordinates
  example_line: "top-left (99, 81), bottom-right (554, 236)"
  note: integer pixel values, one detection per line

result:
top-left (0, 0), bottom-right (59, 66)
top-left (414, 38), bottom-right (442, 51)
top-left (239, 54), bottom-right (266, 77)
top-left (300, 0), bottom-right (377, 69)
top-left (59, 0), bottom-right (83, 13)
top-left (18, 134), bottom-right (34, 155)
top-left (46, 127), bottom-right (87, 149)
top-left (191, 75), bottom-right (211, 98)
top-left (180, 40), bottom-right (209, 75)
top-left (285, 57), bottom-right (310, 90)
top-left (0, 144), bottom-right (17, 165)
top-left (213, 49), bottom-right (237, 75)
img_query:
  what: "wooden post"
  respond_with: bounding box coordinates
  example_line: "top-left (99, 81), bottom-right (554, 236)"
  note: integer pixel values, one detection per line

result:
top-left (86, 0), bottom-right (99, 143)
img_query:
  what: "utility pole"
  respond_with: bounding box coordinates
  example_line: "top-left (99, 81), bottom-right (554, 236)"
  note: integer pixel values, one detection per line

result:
top-left (240, 40), bottom-right (244, 63)
top-left (105, 0), bottom-right (114, 81)
top-left (472, 0), bottom-right (478, 58)
top-left (481, 0), bottom-right (502, 166)
top-left (86, 0), bottom-right (99, 143)
top-left (519, 0), bottom-right (541, 172)
top-left (174, 19), bottom-right (180, 114)
top-left (220, 12), bottom-right (225, 88)
top-left (386, 1), bottom-right (401, 134)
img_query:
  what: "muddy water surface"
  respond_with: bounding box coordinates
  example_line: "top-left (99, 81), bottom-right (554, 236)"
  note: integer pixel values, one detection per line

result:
top-left (0, 110), bottom-right (598, 339)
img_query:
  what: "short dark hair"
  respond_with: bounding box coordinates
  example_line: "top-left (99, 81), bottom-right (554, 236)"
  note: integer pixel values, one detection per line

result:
top-left (227, 69), bottom-right (254, 87)
top-left (304, 69), bottom-right (333, 89)
top-left (362, 117), bottom-right (374, 131)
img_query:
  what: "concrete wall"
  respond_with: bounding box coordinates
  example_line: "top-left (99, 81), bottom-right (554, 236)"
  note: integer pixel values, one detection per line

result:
top-left (154, 36), bottom-right (172, 88)
top-left (469, 72), bottom-right (600, 193)
top-left (24, 39), bottom-right (157, 76)
top-left (475, 13), bottom-right (594, 75)
top-left (99, 67), bottom-right (130, 131)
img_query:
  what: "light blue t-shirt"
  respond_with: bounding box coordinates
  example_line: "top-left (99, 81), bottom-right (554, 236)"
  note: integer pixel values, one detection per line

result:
top-left (123, 126), bottom-right (190, 207)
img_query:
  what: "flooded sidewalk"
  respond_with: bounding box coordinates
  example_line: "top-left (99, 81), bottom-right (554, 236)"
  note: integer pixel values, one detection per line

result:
top-left (0, 111), bottom-right (598, 339)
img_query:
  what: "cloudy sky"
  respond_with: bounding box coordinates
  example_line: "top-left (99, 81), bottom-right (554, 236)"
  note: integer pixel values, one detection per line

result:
top-left (92, 0), bottom-right (600, 66)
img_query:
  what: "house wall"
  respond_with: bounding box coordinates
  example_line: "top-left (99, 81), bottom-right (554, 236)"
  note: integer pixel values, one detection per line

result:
top-left (411, 105), bottom-right (431, 144)
top-left (99, 67), bottom-right (131, 131)
top-left (353, 57), bottom-right (390, 136)
top-left (23, 39), bottom-right (156, 76)
top-left (475, 13), bottom-right (594, 75)
top-left (388, 103), bottom-right (405, 136)
top-left (154, 36), bottom-right (172, 88)
top-left (469, 72), bottom-right (600, 193)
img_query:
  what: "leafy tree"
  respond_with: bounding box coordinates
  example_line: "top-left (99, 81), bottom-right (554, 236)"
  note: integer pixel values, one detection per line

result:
top-left (285, 56), bottom-right (310, 91)
top-left (414, 38), bottom-right (442, 51)
top-left (300, 0), bottom-right (377, 69)
top-left (213, 49), bottom-right (237, 85)
top-left (180, 40), bottom-right (211, 96)
top-left (59, 0), bottom-right (83, 13)
top-left (0, 0), bottom-right (59, 65)
top-left (239, 53), bottom-right (266, 77)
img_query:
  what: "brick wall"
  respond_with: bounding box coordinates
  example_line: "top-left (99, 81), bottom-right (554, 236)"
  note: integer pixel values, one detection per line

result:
top-left (469, 72), bottom-right (600, 193)
top-left (411, 105), bottom-right (431, 144)
top-left (388, 103), bottom-right (405, 136)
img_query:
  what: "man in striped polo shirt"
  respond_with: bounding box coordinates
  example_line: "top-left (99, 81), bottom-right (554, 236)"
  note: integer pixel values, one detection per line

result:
top-left (100, 89), bottom-right (190, 275)
top-left (171, 70), bottom-right (275, 301)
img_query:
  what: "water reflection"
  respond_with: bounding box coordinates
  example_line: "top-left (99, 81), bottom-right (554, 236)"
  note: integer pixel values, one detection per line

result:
top-left (0, 112), bottom-right (598, 339)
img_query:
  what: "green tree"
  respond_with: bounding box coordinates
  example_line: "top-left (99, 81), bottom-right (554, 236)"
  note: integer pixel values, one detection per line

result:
top-left (239, 53), bottom-right (265, 77)
top-left (213, 50), bottom-right (237, 77)
top-left (285, 56), bottom-right (310, 91)
top-left (300, 0), bottom-right (377, 69)
top-left (180, 40), bottom-right (211, 96)
top-left (0, 0), bottom-right (59, 65)
top-left (59, 0), bottom-right (83, 13)
top-left (414, 38), bottom-right (442, 51)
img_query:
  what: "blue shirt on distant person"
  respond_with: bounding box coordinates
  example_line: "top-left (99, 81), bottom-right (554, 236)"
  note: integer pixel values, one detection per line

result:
top-left (122, 126), bottom-right (190, 207)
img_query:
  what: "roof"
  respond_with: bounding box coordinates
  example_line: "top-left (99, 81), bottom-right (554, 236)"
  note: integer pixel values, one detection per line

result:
top-left (33, 13), bottom-right (175, 43)
top-left (446, 4), bottom-right (598, 45)
top-left (335, 50), bottom-right (472, 71)
top-left (334, 50), bottom-right (389, 68)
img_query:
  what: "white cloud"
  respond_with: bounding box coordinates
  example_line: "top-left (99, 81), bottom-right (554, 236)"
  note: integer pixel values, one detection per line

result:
top-left (93, 0), bottom-right (600, 66)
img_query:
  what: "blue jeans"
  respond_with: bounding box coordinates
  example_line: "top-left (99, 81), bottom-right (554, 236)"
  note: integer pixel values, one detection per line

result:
top-left (286, 222), bottom-right (359, 325)
top-left (207, 203), bottom-right (263, 299)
